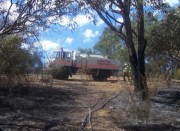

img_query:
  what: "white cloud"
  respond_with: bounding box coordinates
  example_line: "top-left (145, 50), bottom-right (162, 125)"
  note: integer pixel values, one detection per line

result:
top-left (83, 29), bottom-right (99, 38)
top-left (58, 14), bottom-right (92, 28)
top-left (164, 0), bottom-right (179, 6)
top-left (74, 13), bottom-right (104, 27)
top-left (34, 40), bottom-right (59, 51)
top-left (0, 0), bottom-right (18, 21)
top-left (59, 16), bottom-right (70, 26)
top-left (83, 29), bottom-right (99, 43)
top-left (49, 13), bottom-right (103, 28)
top-left (47, 16), bottom-right (58, 24)
top-left (74, 15), bottom-right (92, 26)
top-left (0, 0), bottom-right (16, 11)
top-left (65, 37), bottom-right (73, 44)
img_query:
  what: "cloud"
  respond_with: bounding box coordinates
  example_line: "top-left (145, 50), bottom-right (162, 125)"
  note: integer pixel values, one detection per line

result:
top-left (0, 0), bottom-right (16, 11)
top-left (48, 12), bottom-right (103, 28)
top-left (0, 0), bottom-right (18, 21)
top-left (34, 40), bottom-right (59, 51)
top-left (74, 15), bottom-right (92, 26)
top-left (65, 37), bottom-right (73, 44)
top-left (83, 29), bottom-right (99, 43)
top-left (83, 29), bottom-right (99, 38)
top-left (74, 14), bottom-right (104, 27)
top-left (164, 0), bottom-right (179, 6)
top-left (58, 14), bottom-right (92, 28)
top-left (59, 16), bottom-right (70, 26)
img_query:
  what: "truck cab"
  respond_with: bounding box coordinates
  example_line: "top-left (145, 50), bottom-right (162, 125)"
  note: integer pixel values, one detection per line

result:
top-left (48, 48), bottom-right (74, 80)
top-left (49, 48), bottom-right (121, 81)
top-left (51, 48), bottom-right (73, 67)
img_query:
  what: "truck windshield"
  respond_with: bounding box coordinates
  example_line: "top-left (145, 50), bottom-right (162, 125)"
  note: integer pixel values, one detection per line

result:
top-left (62, 52), bottom-right (71, 59)
top-left (52, 51), bottom-right (60, 60)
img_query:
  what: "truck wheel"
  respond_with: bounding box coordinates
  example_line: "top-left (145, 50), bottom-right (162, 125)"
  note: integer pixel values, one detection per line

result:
top-left (92, 70), bottom-right (109, 81)
top-left (97, 74), bottom-right (108, 81)
top-left (51, 66), bottom-right (69, 80)
top-left (92, 75), bottom-right (99, 81)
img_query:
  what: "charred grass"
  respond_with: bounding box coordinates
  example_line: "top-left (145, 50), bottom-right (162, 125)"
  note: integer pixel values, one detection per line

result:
top-left (0, 75), bottom-right (179, 131)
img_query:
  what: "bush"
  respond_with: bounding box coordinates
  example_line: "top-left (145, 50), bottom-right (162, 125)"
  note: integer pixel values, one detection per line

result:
top-left (51, 66), bottom-right (69, 80)
top-left (0, 36), bottom-right (43, 76)
top-left (174, 68), bottom-right (180, 80)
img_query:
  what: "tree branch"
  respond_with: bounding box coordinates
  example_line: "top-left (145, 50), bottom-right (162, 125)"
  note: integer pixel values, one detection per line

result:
top-left (80, 92), bottom-right (121, 131)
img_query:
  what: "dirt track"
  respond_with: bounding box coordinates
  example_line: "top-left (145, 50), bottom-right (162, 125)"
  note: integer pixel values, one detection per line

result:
top-left (0, 75), bottom-right (179, 131)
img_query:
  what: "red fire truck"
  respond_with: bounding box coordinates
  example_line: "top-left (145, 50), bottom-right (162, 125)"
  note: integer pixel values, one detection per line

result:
top-left (49, 48), bottom-right (121, 81)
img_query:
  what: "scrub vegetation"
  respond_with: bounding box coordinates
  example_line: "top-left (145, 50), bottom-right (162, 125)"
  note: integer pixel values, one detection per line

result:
top-left (0, 0), bottom-right (179, 130)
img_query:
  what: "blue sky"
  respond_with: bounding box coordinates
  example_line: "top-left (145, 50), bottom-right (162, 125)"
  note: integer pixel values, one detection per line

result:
top-left (37, 0), bottom-right (179, 56)
top-left (38, 15), bottom-right (106, 52)
top-left (1, 0), bottom-right (179, 59)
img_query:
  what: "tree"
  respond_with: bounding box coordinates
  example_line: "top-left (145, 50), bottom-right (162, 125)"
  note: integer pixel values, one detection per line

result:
top-left (160, 7), bottom-right (179, 64)
top-left (0, 0), bottom-right (82, 78)
top-left (81, 0), bottom-right (164, 100)
top-left (0, 0), bottom-right (79, 38)
top-left (94, 27), bottom-right (129, 66)
top-left (0, 35), bottom-right (43, 76)
top-left (78, 47), bottom-right (94, 54)
top-left (94, 27), bottom-right (120, 57)
top-left (146, 7), bottom-right (180, 74)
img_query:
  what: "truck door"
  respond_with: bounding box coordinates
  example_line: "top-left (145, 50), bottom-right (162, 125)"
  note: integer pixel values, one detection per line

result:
top-left (53, 51), bottom-right (72, 67)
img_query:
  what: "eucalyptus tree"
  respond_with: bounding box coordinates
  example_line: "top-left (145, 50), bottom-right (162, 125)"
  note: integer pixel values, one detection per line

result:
top-left (78, 47), bottom-right (94, 54)
top-left (93, 27), bottom-right (129, 66)
top-left (0, 0), bottom-right (80, 38)
top-left (155, 7), bottom-right (180, 65)
top-left (0, 35), bottom-right (43, 76)
top-left (78, 0), bottom-right (165, 100)
top-left (94, 27), bottom-right (120, 57)
top-left (146, 7), bottom-right (180, 74)
top-left (0, 0), bottom-right (81, 77)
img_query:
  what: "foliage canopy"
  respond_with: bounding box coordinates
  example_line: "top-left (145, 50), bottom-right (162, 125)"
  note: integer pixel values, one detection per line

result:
top-left (0, 36), bottom-right (43, 76)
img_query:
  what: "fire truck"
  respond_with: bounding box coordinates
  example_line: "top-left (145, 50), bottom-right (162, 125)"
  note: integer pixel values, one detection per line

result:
top-left (49, 48), bottom-right (121, 81)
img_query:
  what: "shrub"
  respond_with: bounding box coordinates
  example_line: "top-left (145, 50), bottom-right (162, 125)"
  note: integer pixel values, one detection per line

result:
top-left (0, 36), bottom-right (43, 76)
top-left (51, 66), bottom-right (69, 80)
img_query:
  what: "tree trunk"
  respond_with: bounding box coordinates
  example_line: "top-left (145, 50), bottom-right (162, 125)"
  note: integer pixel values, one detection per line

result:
top-left (137, 0), bottom-right (148, 100)
top-left (89, 0), bottom-right (149, 100)
top-left (123, 1), bottom-right (148, 100)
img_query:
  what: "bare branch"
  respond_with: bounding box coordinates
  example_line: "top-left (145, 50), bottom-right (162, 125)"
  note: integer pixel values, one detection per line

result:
top-left (0, 0), bottom-right (78, 38)
top-left (80, 92), bottom-right (121, 130)
top-left (0, 0), bottom-right (13, 31)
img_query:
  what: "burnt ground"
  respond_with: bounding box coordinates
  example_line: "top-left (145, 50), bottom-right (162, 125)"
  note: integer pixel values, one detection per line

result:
top-left (0, 75), bottom-right (179, 131)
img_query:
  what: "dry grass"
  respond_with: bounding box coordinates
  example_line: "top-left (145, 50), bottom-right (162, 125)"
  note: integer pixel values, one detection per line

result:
top-left (0, 73), bottom-right (179, 130)
top-left (96, 109), bottom-right (110, 117)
